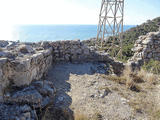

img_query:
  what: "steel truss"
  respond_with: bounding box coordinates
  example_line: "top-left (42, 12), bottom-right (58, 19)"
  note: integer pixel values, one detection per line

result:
top-left (97, 0), bottom-right (124, 57)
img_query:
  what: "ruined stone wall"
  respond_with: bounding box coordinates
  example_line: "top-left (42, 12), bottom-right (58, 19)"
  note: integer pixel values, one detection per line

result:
top-left (0, 40), bottom-right (125, 119)
top-left (50, 40), bottom-right (124, 74)
top-left (0, 40), bottom-right (124, 100)
top-left (50, 40), bottom-right (111, 62)
top-left (0, 42), bottom-right (53, 98)
top-left (129, 31), bottom-right (160, 65)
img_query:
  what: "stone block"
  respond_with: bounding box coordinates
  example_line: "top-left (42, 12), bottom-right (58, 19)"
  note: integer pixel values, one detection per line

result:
top-left (12, 71), bottom-right (31, 86)
top-left (18, 45), bottom-right (34, 54)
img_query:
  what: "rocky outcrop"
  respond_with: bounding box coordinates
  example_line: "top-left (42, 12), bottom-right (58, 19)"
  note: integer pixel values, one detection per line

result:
top-left (0, 40), bottom-right (124, 99)
top-left (0, 80), bottom-right (56, 120)
top-left (50, 40), bottom-right (95, 62)
top-left (129, 31), bottom-right (160, 66)
top-left (0, 41), bottom-right (53, 99)
top-left (50, 40), bottom-right (116, 62)
top-left (0, 39), bottom-right (124, 119)
top-left (50, 40), bottom-right (124, 74)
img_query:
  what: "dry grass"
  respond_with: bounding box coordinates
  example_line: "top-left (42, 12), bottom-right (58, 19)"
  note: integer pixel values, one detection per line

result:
top-left (145, 73), bottom-right (158, 85)
top-left (122, 66), bottom-right (160, 119)
top-left (98, 86), bottom-right (111, 93)
top-left (102, 66), bottom-right (143, 92)
top-left (128, 90), bottom-right (160, 120)
top-left (152, 110), bottom-right (160, 120)
top-left (74, 113), bottom-right (89, 120)
top-left (0, 48), bottom-right (3, 52)
top-left (126, 78), bottom-right (141, 92)
top-left (42, 106), bottom-right (73, 120)
top-left (102, 75), bottom-right (126, 84)
top-left (136, 69), bottom-right (158, 84)
top-left (102, 65), bottom-right (160, 118)
top-left (74, 112), bottom-right (103, 120)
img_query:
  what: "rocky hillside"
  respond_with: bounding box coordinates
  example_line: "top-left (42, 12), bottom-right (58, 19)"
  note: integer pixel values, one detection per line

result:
top-left (84, 16), bottom-right (160, 62)
top-left (120, 17), bottom-right (160, 61)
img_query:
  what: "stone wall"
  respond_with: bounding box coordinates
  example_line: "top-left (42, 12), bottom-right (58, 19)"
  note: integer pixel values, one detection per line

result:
top-left (50, 40), bottom-right (95, 62)
top-left (0, 40), bottom-right (125, 119)
top-left (50, 40), bottom-right (124, 74)
top-left (0, 41), bottom-right (53, 98)
top-left (50, 40), bottom-right (110, 62)
top-left (129, 31), bottom-right (160, 66)
top-left (0, 40), bottom-right (124, 100)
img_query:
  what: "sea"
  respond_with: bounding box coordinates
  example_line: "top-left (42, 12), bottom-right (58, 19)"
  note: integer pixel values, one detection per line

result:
top-left (10, 25), bottom-right (135, 42)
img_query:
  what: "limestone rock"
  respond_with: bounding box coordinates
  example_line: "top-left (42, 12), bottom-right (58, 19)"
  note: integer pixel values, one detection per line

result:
top-left (41, 41), bottom-right (51, 49)
top-left (4, 80), bottom-right (56, 109)
top-left (0, 104), bottom-right (36, 120)
top-left (0, 40), bottom-right (9, 47)
top-left (18, 45), bottom-right (34, 54)
top-left (32, 80), bottom-right (56, 97)
top-left (133, 46), bottom-right (143, 52)
top-left (142, 38), bottom-right (152, 45)
top-left (129, 31), bottom-right (160, 67)
top-left (5, 89), bottom-right (43, 105)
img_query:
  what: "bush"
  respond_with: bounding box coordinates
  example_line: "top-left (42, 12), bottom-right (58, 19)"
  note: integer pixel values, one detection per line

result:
top-left (142, 59), bottom-right (160, 74)
top-left (85, 17), bottom-right (160, 62)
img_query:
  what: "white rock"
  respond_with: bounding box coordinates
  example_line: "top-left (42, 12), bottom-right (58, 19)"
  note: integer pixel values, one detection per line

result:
top-left (18, 45), bottom-right (34, 54)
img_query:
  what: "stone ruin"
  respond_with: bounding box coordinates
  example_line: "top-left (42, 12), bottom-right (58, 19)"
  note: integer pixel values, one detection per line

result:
top-left (0, 40), bottom-right (124, 119)
top-left (129, 31), bottom-right (160, 67)
top-left (0, 30), bottom-right (160, 119)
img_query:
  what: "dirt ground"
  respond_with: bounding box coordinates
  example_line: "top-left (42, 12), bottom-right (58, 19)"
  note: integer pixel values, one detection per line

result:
top-left (46, 62), bottom-right (160, 120)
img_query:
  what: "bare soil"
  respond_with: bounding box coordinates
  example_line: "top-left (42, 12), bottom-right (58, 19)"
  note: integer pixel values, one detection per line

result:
top-left (45, 62), bottom-right (160, 120)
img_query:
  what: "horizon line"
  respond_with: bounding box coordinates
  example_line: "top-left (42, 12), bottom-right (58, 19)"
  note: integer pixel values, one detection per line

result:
top-left (13, 24), bottom-right (137, 26)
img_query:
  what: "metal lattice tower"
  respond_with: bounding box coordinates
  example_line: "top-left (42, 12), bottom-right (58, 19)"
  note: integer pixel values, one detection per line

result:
top-left (97, 0), bottom-right (124, 56)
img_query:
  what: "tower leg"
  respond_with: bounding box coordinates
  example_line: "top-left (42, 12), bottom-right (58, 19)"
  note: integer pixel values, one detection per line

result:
top-left (96, 0), bottom-right (124, 58)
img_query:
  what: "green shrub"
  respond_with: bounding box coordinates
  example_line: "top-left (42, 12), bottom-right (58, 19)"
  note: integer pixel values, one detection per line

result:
top-left (142, 59), bottom-right (160, 74)
top-left (84, 17), bottom-right (160, 62)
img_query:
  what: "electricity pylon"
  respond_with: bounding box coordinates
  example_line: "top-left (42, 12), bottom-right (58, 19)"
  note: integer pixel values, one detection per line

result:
top-left (97, 0), bottom-right (124, 57)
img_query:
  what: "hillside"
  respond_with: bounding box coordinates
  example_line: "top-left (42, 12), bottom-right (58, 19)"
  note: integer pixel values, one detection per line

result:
top-left (120, 17), bottom-right (160, 61)
top-left (84, 17), bottom-right (160, 62)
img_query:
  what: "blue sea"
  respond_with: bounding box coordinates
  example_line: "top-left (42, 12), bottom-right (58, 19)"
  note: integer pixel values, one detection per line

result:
top-left (12, 25), bottom-right (135, 42)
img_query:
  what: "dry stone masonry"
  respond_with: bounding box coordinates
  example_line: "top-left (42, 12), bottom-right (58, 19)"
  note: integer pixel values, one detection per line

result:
top-left (51, 40), bottom-right (107, 62)
top-left (50, 40), bottom-right (124, 74)
top-left (0, 41), bottom-right (53, 99)
top-left (0, 40), bottom-right (124, 98)
top-left (129, 31), bottom-right (160, 66)
top-left (0, 40), bottom-right (124, 119)
top-left (1, 80), bottom-right (56, 120)
top-left (0, 30), bottom-right (159, 119)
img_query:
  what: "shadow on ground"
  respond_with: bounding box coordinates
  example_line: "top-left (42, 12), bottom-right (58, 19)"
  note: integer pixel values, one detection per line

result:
top-left (44, 62), bottom-right (109, 120)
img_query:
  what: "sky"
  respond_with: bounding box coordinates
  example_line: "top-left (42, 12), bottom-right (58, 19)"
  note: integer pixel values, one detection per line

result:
top-left (0, 0), bottom-right (159, 25)
top-left (0, 0), bottom-right (159, 39)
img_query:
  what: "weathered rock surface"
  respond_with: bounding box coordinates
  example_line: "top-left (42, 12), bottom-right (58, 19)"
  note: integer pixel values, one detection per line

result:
top-left (0, 104), bottom-right (36, 120)
top-left (0, 41), bottom-right (53, 98)
top-left (46, 63), bottom-right (141, 120)
top-left (0, 40), bottom-right (9, 47)
top-left (1, 80), bottom-right (56, 120)
top-left (50, 40), bottom-right (124, 74)
top-left (18, 44), bottom-right (35, 54)
top-left (129, 31), bottom-right (160, 66)
top-left (50, 40), bottom-right (109, 62)
top-left (0, 40), bottom-right (124, 119)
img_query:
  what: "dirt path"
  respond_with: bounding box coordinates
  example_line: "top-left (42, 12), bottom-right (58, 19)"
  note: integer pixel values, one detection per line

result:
top-left (47, 62), bottom-right (140, 120)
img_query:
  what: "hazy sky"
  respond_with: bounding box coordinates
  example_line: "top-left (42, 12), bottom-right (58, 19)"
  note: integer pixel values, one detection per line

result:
top-left (0, 0), bottom-right (159, 25)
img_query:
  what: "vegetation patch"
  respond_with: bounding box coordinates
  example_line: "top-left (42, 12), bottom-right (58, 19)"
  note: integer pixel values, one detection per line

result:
top-left (84, 17), bottom-right (160, 62)
top-left (142, 59), bottom-right (160, 74)
top-left (152, 110), bottom-right (160, 120)
top-left (103, 75), bottom-right (126, 84)
top-left (42, 106), bottom-right (73, 120)
top-left (103, 65), bottom-right (160, 119)
top-left (74, 112), bottom-right (103, 120)
top-left (74, 113), bottom-right (90, 120)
